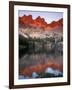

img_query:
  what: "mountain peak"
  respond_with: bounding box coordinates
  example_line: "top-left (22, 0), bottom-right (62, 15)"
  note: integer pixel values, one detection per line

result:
top-left (19, 15), bottom-right (63, 30)
top-left (35, 16), bottom-right (44, 22)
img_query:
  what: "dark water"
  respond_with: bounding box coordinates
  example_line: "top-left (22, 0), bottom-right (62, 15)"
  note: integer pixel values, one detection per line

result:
top-left (19, 48), bottom-right (63, 79)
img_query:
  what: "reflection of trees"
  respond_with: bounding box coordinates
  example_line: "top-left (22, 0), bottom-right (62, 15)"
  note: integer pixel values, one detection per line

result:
top-left (19, 35), bottom-right (63, 58)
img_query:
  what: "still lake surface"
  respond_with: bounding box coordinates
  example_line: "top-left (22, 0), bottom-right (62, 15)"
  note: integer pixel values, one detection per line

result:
top-left (19, 48), bottom-right (63, 79)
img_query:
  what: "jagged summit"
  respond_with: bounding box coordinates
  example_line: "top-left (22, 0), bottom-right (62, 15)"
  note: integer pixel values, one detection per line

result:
top-left (19, 15), bottom-right (63, 30)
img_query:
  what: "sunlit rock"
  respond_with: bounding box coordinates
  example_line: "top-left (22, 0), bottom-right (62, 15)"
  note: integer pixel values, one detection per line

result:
top-left (32, 72), bottom-right (38, 78)
top-left (45, 67), bottom-right (55, 74)
top-left (45, 67), bottom-right (63, 76)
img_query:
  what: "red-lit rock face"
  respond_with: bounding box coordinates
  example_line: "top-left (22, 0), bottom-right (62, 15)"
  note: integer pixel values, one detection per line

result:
top-left (33, 16), bottom-right (48, 29)
top-left (49, 18), bottom-right (63, 28)
top-left (19, 15), bottom-right (33, 26)
top-left (19, 15), bottom-right (63, 30)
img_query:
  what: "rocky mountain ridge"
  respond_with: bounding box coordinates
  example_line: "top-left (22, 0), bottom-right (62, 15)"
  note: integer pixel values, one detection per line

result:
top-left (19, 15), bottom-right (63, 31)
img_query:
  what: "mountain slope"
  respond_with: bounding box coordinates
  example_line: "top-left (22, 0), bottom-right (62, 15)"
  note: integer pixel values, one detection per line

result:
top-left (19, 15), bottom-right (63, 31)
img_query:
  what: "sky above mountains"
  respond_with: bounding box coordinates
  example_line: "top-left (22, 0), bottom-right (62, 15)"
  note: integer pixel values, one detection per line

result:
top-left (18, 10), bottom-right (63, 24)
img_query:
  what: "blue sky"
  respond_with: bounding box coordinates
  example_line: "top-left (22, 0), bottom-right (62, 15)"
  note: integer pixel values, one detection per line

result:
top-left (18, 10), bottom-right (63, 23)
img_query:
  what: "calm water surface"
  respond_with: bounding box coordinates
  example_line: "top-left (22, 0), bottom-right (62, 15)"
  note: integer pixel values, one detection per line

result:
top-left (19, 49), bottom-right (63, 79)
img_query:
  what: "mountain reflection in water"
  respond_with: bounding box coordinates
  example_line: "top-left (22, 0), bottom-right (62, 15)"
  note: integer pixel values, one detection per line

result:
top-left (19, 49), bottom-right (63, 79)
